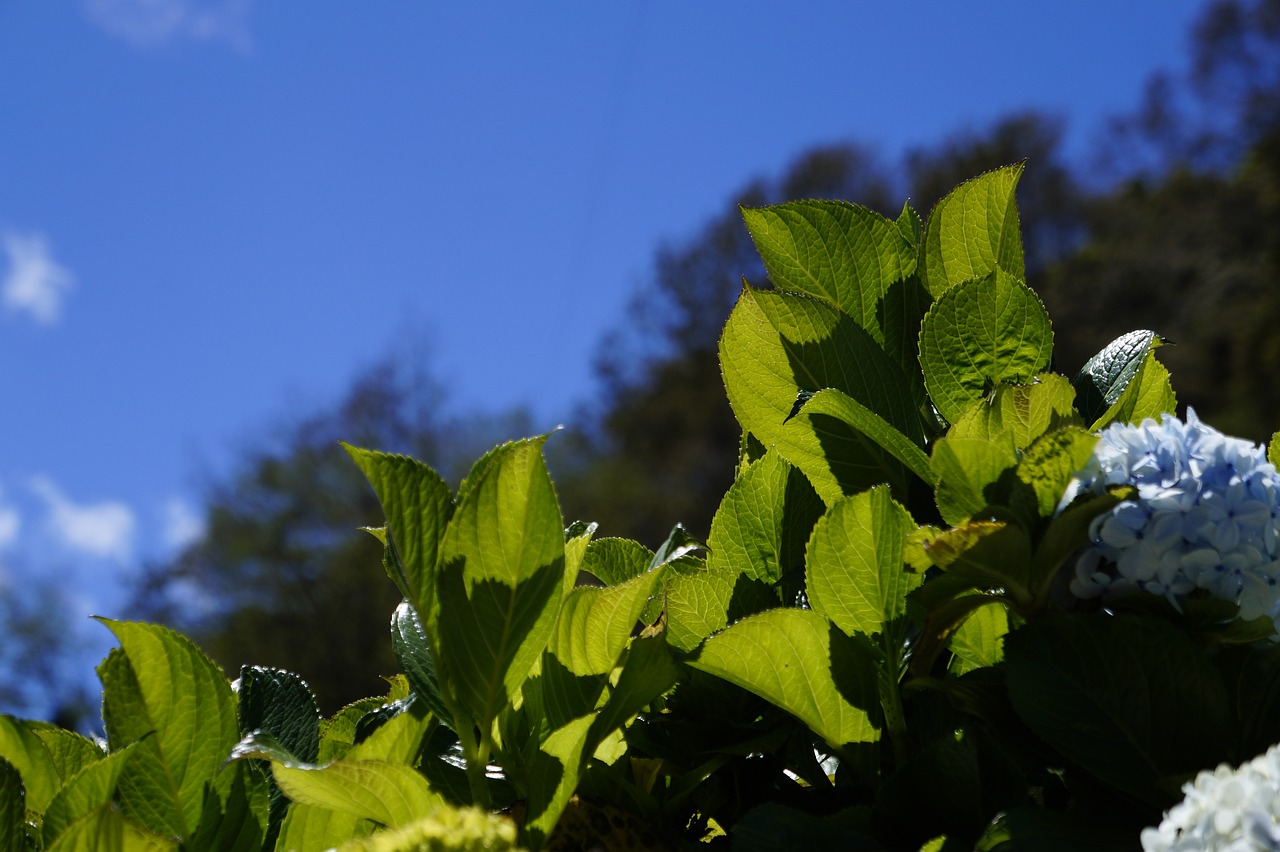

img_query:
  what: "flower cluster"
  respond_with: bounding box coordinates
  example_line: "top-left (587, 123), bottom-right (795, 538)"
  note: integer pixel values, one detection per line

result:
top-left (1142, 743), bottom-right (1280, 851)
top-left (1065, 410), bottom-right (1280, 628)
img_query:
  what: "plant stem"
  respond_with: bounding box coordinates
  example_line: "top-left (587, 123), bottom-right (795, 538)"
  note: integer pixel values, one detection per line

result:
top-left (457, 720), bottom-right (492, 811)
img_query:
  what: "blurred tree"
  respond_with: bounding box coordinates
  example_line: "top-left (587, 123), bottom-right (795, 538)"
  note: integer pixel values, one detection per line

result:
top-left (130, 358), bottom-right (533, 713)
top-left (0, 563), bottom-right (93, 728)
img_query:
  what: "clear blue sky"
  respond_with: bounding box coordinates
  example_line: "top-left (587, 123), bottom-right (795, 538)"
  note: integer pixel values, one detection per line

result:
top-left (0, 0), bottom-right (1208, 709)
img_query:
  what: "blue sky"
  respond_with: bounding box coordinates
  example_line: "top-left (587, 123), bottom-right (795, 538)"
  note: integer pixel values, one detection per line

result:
top-left (0, 0), bottom-right (1208, 707)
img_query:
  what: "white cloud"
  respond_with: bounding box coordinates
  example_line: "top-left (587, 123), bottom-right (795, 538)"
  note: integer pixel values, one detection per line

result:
top-left (162, 497), bottom-right (205, 551)
top-left (84, 0), bottom-right (256, 51)
top-left (0, 506), bottom-right (19, 551)
top-left (30, 476), bottom-right (135, 562)
top-left (2, 232), bottom-right (75, 326)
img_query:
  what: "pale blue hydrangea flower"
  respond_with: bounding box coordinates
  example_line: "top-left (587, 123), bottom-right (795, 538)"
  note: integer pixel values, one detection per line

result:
top-left (1141, 743), bottom-right (1280, 851)
top-left (1064, 410), bottom-right (1280, 629)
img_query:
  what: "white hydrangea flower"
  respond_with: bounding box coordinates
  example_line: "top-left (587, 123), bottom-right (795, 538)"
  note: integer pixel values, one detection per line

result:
top-left (1141, 743), bottom-right (1280, 851)
top-left (1065, 410), bottom-right (1280, 631)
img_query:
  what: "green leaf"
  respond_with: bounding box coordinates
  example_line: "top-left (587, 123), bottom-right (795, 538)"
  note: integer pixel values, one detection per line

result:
top-left (921, 163), bottom-right (1025, 297)
top-left (272, 759), bottom-right (441, 829)
top-left (930, 436), bottom-right (1020, 527)
top-left (47, 803), bottom-right (178, 851)
top-left (317, 697), bottom-right (387, 764)
top-left (563, 521), bottom-right (597, 596)
top-left (689, 608), bottom-right (880, 752)
top-left (706, 450), bottom-right (823, 589)
top-left (389, 603), bottom-right (452, 727)
top-left (918, 271), bottom-right (1053, 424)
top-left (580, 538), bottom-right (653, 586)
top-left (0, 758), bottom-right (23, 852)
top-left (897, 201), bottom-right (922, 246)
top-left (784, 388), bottom-right (935, 500)
top-left (521, 716), bottom-right (595, 852)
top-left (236, 666), bottom-right (319, 849)
top-left (1013, 427), bottom-right (1098, 519)
top-left (238, 667), bottom-right (320, 764)
top-left (1071, 330), bottom-right (1159, 426)
top-left (1270, 432), bottom-right (1280, 467)
top-left (42, 744), bottom-right (137, 846)
top-left (189, 762), bottom-right (269, 852)
top-left (1026, 489), bottom-right (1127, 608)
top-left (947, 374), bottom-right (1080, 450)
top-left (720, 285), bottom-right (925, 501)
top-left (664, 560), bottom-right (778, 653)
top-left (1088, 348), bottom-right (1177, 431)
top-left (948, 601), bottom-right (1008, 674)
top-left (649, 524), bottom-right (705, 568)
top-left (274, 805), bottom-right (371, 852)
top-left (741, 200), bottom-right (916, 338)
top-left (96, 620), bottom-right (239, 842)
top-left (1004, 613), bottom-right (1231, 803)
top-left (922, 521), bottom-right (1033, 607)
top-left (805, 486), bottom-right (917, 640)
top-left (0, 714), bottom-right (60, 814)
top-left (436, 437), bottom-right (565, 734)
top-left (344, 445), bottom-right (452, 621)
top-left (550, 569), bottom-right (667, 677)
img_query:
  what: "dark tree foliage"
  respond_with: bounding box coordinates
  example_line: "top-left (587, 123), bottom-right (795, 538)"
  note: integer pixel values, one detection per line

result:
top-left (0, 569), bottom-right (92, 727)
top-left (1040, 134), bottom-right (1280, 441)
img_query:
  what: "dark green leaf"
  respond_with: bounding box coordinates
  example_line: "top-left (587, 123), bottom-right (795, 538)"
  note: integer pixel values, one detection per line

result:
top-left (389, 603), bottom-right (452, 727)
top-left (1004, 613), bottom-right (1231, 804)
top-left (1071, 330), bottom-right (1158, 426)
top-left (0, 758), bottom-right (23, 852)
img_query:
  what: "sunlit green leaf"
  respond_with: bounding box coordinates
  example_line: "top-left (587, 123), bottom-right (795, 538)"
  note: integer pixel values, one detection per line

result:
top-left (550, 569), bottom-right (666, 677)
top-left (918, 271), bottom-right (1053, 424)
top-left (344, 445), bottom-right (452, 621)
top-left (948, 601), bottom-right (1009, 674)
top-left (1071, 330), bottom-right (1159, 426)
top-left (947, 374), bottom-right (1080, 450)
top-left (1014, 427), bottom-right (1098, 519)
top-left (0, 714), bottom-right (60, 815)
top-left (436, 437), bottom-right (566, 736)
top-left (274, 805), bottom-right (372, 852)
top-left (580, 537), bottom-right (653, 586)
top-left (96, 619), bottom-right (239, 842)
top-left (689, 608), bottom-right (880, 752)
top-left (805, 486), bottom-right (917, 640)
top-left (707, 450), bottom-right (823, 589)
top-left (784, 388), bottom-right (934, 501)
top-left (921, 163), bottom-right (1025, 297)
top-left (742, 200), bottom-right (916, 337)
top-left (273, 759), bottom-right (441, 829)
top-left (720, 285), bottom-right (925, 502)
top-left (930, 436), bottom-right (1020, 527)
top-left (42, 743), bottom-right (137, 846)
top-left (46, 802), bottom-right (178, 851)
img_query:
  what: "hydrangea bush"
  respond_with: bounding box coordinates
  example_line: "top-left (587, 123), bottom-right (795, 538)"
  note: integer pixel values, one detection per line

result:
top-left (3, 165), bottom-right (1280, 850)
